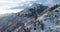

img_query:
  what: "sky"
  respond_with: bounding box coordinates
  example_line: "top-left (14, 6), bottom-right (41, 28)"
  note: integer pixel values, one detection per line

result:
top-left (0, 0), bottom-right (60, 14)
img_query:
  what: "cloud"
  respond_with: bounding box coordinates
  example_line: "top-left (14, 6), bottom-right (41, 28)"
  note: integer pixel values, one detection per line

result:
top-left (42, 0), bottom-right (60, 7)
top-left (45, 0), bottom-right (60, 4)
top-left (0, 0), bottom-right (37, 14)
top-left (0, 0), bottom-right (60, 14)
top-left (0, 0), bottom-right (36, 3)
top-left (44, 0), bottom-right (55, 6)
top-left (9, 0), bottom-right (37, 9)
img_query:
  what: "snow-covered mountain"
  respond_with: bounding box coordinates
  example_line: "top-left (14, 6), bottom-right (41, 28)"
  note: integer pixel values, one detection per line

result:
top-left (0, 3), bottom-right (60, 32)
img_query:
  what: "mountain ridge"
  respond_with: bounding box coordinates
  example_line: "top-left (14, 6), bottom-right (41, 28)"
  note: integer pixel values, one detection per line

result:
top-left (0, 3), bottom-right (60, 32)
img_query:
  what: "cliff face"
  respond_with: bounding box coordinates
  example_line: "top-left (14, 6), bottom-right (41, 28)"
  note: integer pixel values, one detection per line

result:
top-left (0, 3), bottom-right (60, 32)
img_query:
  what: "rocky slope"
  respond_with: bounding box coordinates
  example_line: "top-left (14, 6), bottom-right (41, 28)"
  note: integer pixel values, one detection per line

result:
top-left (0, 3), bottom-right (60, 32)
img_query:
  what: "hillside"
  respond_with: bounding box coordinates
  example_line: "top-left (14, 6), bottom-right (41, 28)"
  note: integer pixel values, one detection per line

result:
top-left (0, 3), bottom-right (60, 32)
